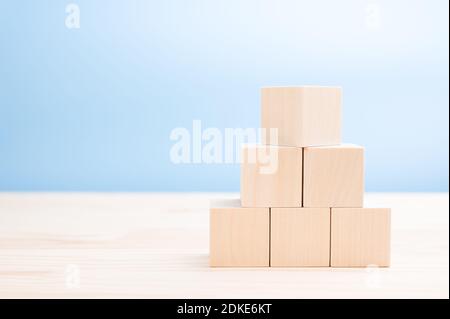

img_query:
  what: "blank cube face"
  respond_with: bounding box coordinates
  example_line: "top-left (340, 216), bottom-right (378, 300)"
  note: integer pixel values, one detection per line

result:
top-left (331, 208), bottom-right (391, 267)
top-left (261, 86), bottom-right (341, 147)
top-left (240, 145), bottom-right (302, 207)
top-left (210, 200), bottom-right (269, 267)
top-left (271, 208), bottom-right (330, 267)
top-left (303, 145), bottom-right (364, 207)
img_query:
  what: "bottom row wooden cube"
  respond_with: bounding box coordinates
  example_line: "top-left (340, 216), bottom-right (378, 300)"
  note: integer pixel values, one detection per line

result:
top-left (331, 208), bottom-right (391, 267)
top-left (209, 200), bottom-right (390, 268)
top-left (271, 208), bottom-right (330, 267)
top-left (209, 199), bottom-right (269, 267)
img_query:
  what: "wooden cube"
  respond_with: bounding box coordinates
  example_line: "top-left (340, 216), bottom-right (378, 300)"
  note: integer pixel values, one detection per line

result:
top-left (240, 145), bottom-right (302, 207)
top-left (209, 199), bottom-right (270, 267)
top-left (271, 208), bottom-right (330, 267)
top-left (261, 86), bottom-right (341, 147)
top-left (331, 208), bottom-right (391, 267)
top-left (303, 144), bottom-right (364, 207)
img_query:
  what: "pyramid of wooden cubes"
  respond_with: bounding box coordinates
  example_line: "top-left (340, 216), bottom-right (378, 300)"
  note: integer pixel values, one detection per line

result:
top-left (210, 86), bottom-right (391, 268)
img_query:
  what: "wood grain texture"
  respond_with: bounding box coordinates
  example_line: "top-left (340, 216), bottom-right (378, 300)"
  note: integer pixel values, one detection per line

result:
top-left (261, 86), bottom-right (341, 147)
top-left (210, 199), bottom-right (269, 267)
top-left (331, 208), bottom-right (391, 267)
top-left (303, 144), bottom-right (364, 207)
top-left (271, 208), bottom-right (330, 267)
top-left (0, 193), bottom-right (447, 298)
top-left (240, 145), bottom-right (302, 207)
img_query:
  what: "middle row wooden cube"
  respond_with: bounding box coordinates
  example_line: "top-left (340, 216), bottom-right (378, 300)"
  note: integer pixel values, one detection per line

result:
top-left (241, 145), bottom-right (303, 207)
top-left (241, 144), bottom-right (364, 208)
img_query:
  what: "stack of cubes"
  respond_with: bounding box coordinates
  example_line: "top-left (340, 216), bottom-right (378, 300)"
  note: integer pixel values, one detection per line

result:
top-left (210, 86), bottom-right (391, 268)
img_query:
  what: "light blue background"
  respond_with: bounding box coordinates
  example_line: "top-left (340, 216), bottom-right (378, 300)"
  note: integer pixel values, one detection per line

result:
top-left (0, 0), bottom-right (448, 192)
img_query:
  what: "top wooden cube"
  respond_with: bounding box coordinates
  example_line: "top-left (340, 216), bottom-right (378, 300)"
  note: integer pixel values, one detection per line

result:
top-left (261, 86), bottom-right (342, 147)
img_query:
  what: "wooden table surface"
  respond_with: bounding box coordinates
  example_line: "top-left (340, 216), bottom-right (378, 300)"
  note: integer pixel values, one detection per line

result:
top-left (0, 192), bottom-right (448, 299)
